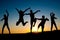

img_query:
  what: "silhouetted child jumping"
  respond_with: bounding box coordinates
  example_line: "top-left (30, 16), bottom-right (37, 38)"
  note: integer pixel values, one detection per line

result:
top-left (0, 10), bottom-right (10, 34)
top-left (25, 9), bottom-right (40, 32)
top-left (37, 15), bottom-right (49, 32)
top-left (15, 8), bottom-right (30, 26)
top-left (50, 12), bottom-right (58, 31)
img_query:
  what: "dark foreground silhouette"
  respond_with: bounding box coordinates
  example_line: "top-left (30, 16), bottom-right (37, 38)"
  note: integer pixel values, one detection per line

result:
top-left (37, 15), bottom-right (49, 32)
top-left (15, 8), bottom-right (30, 26)
top-left (0, 30), bottom-right (60, 40)
top-left (25, 9), bottom-right (40, 32)
top-left (50, 12), bottom-right (58, 31)
top-left (0, 10), bottom-right (10, 34)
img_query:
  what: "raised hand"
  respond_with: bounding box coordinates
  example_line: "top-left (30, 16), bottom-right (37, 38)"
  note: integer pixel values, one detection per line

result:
top-left (6, 9), bottom-right (9, 17)
top-left (15, 8), bottom-right (20, 13)
top-left (34, 10), bottom-right (40, 14)
top-left (24, 7), bottom-right (31, 12)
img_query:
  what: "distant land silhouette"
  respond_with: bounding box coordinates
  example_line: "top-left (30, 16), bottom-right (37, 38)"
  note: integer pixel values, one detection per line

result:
top-left (0, 30), bottom-right (60, 40)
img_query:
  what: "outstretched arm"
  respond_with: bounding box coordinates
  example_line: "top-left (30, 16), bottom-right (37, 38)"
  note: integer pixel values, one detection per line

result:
top-left (6, 10), bottom-right (9, 17)
top-left (34, 10), bottom-right (40, 14)
top-left (24, 13), bottom-right (30, 15)
top-left (0, 18), bottom-right (4, 21)
top-left (54, 17), bottom-right (57, 19)
top-left (36, 18), bottom-right (42, 20)
top-left (24, 7), bottom-right (30, 12)
top-left (46, 18), bottom-right (49, 21)
top-left (15, 8), bottom-right (20, 13)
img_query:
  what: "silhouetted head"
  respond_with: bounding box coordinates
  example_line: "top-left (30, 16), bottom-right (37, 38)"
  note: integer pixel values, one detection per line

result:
top-left (53, 13), bottom-right (55, 16)
top-left (42, 15), bottom-right (45, 19)
top-left (4, 14), bottom-right (6, 17)
top-left (19, 10), bottom-right (24, 13)
top-left (50, 12), bottom-right (55, 16)
top-left (30, 10), bottom-right (33, 13)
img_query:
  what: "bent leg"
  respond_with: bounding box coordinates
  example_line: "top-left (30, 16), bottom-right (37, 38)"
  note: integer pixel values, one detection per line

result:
top-left (16, 19), bottom-right (21, 26)
top-left (7, 24), bottom-right (10, 34)
top-left (33, 18), bottom-right (37, 27)
top-left (22, 19), bottom-right (28, 26)
top-left (54, 22), bottom-right (58, 30)
top-left (38, 23), bottom-right (41, 29)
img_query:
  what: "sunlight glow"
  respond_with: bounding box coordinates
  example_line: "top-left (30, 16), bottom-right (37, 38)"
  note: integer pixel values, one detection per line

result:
top-left (32, 26), bottom-right (42, 32)
top-left (32, 26), bottom-right (37, 32)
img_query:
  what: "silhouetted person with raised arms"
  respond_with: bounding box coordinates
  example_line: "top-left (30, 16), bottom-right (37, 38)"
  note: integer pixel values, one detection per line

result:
top-left (25, 9), bottom-right (40, 32)
top-left (15, 8), bottom-right (30, 26)
top-left (50, 12), bottom-right (58, 31)
top-left (37, 15), bottom-right (49, 32)
top-left (0, 10), bottom-right (10, 34)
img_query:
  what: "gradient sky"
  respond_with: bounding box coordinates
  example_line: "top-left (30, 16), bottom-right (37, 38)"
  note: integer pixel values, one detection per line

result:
top-left (0, 0), bottom-right (60, 34)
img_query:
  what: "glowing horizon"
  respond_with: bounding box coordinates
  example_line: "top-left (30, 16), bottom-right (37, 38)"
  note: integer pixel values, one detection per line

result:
top-left (0, 20), bottom-right (60, 34)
